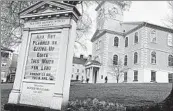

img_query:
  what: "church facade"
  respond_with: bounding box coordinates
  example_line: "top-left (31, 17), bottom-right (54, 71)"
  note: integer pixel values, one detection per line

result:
top-left (86, 1), bottom-right (173, 83)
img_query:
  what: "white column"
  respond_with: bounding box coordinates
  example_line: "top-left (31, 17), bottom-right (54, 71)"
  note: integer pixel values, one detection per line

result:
top-left (89, 67), bottom-right (93, 83)
top-left (8, 29), bottom-right (30, 104)
top-left (50, 27), bottom-right (70, 110)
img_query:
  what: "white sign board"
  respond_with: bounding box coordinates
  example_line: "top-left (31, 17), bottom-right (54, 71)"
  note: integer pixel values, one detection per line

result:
top-left (20, 32), bottom-right (62, 107)
top-left (24, 32), bottom-right (61, 81)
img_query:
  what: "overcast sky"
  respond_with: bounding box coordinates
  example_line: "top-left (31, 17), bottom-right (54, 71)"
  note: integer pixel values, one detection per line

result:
top-left (15, 1), bottom-right (171, 56)
top-left (75, 1), bottom-right (171, 57)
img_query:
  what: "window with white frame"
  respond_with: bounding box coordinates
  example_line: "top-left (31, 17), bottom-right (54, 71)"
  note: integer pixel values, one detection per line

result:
top-left (114, 37), bottom-right (119, 47)
top-left (124, 72), bottom-right (127, 82)
top-left (150, 29), bottom-right (157, 43)
top-left (151, 71), bottom-right (156, 82)
top-left (124, 55), bottom-right (127, 66)
top-left (134, 52), bottom-right (138, 64)
top-left (134, 70), bottom-right (138, 81)
top-left (125, 37), bottom-right (128, 47)
top-left (134, 32), bottom-right (139, 44)
top-left (168, 73), bottom-right (173, 83)
top-left (168, 55), bottom-right (173, 66)
top-left (168, 33), bottom-right (173, 46)
top-left (151, 51), bottom-right (156, 64)
top-left (113, 54), bottom-right (118, 65)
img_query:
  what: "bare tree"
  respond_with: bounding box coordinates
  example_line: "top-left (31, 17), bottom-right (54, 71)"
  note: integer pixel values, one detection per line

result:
top-left (163, 1), bottom-right (173, 28)
top-left (0, 1), bottom-right (94, 52)
top-left (1, 1), bottom-right (131, 52)
top-left (1, 1), bottom-right (38, 48)
top-left (110, 60), bottom-right (129, 83)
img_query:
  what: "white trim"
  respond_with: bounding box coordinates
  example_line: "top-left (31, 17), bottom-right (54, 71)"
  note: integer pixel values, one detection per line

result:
top-left (85, 65), bottom-right (101, 69)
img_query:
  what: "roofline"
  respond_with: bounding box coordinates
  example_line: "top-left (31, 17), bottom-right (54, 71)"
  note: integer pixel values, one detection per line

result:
top-left (144, 22), bottom-right (173, 33)
top-left (91, 22), bottom-right (173, 42)
top-left (91, 29), bottom-right (124, 42)
top-left (125, 22), bottom-right (173, 35)
top-left (122, 21), bottom-right (145, 25)
top-left (19, 1), bottom-right (81, 16)
top-left (124, 23), bottom-right (145, 36)
top-left (19, 1), bottom-right (43, 14)
top-left (91, 30), bottom-right (106, 42)
top-left (52, 1), bottom-right (81, 16)
top-left (1, 47), bottom-right (14, 52)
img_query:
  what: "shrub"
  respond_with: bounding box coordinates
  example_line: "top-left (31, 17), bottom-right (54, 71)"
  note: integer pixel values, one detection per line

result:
top-left (67, 98), bottom-right (126, 111)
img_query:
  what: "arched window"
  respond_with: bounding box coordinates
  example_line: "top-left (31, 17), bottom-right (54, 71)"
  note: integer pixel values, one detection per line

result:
top-left (168, 55), bottom-right (173, 66)
top-left (125, 37), bottom-right (128, 47)
top-left (113, 54), bottom-right (118, 65)
top-left (151, 51), bottom-right (156, 64)
top-left (114, 37), bottom-right (119, 47)
top-left (134, 32), bottom-right (138, 44)
top-left (134, 52), bottom-right (138, 64)
top-left (124, 55), bottom-right (128, 66)
top-left (150, 29), bottom-right (156, 43)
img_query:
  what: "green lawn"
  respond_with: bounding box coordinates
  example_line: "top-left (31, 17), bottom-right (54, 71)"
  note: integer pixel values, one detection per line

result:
top-left (1, 83), bottom-right (172, 111)
top-left (69, 83), bottom-right (172, 107)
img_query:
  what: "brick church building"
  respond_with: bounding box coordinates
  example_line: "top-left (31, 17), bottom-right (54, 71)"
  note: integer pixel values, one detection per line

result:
top-left (85, 1), bottom-right (173, 83)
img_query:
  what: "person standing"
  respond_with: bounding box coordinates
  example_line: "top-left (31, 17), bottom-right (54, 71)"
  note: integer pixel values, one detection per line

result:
top-left (86, 78), bottom-right (89, 83)
top-left (105, 76), bottom-right (108, 83)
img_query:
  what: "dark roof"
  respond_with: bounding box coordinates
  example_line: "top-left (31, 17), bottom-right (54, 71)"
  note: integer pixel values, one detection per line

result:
top-left (91, 21), bottom-right (173, 42)
top-left (1, 47), bottom-right (13, 52)
top-left (73, 57), bottom-right (87, 65)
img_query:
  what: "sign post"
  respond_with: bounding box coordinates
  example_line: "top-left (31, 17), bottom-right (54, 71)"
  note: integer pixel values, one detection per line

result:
top-left (5, 1), bottom-right (81, 111)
